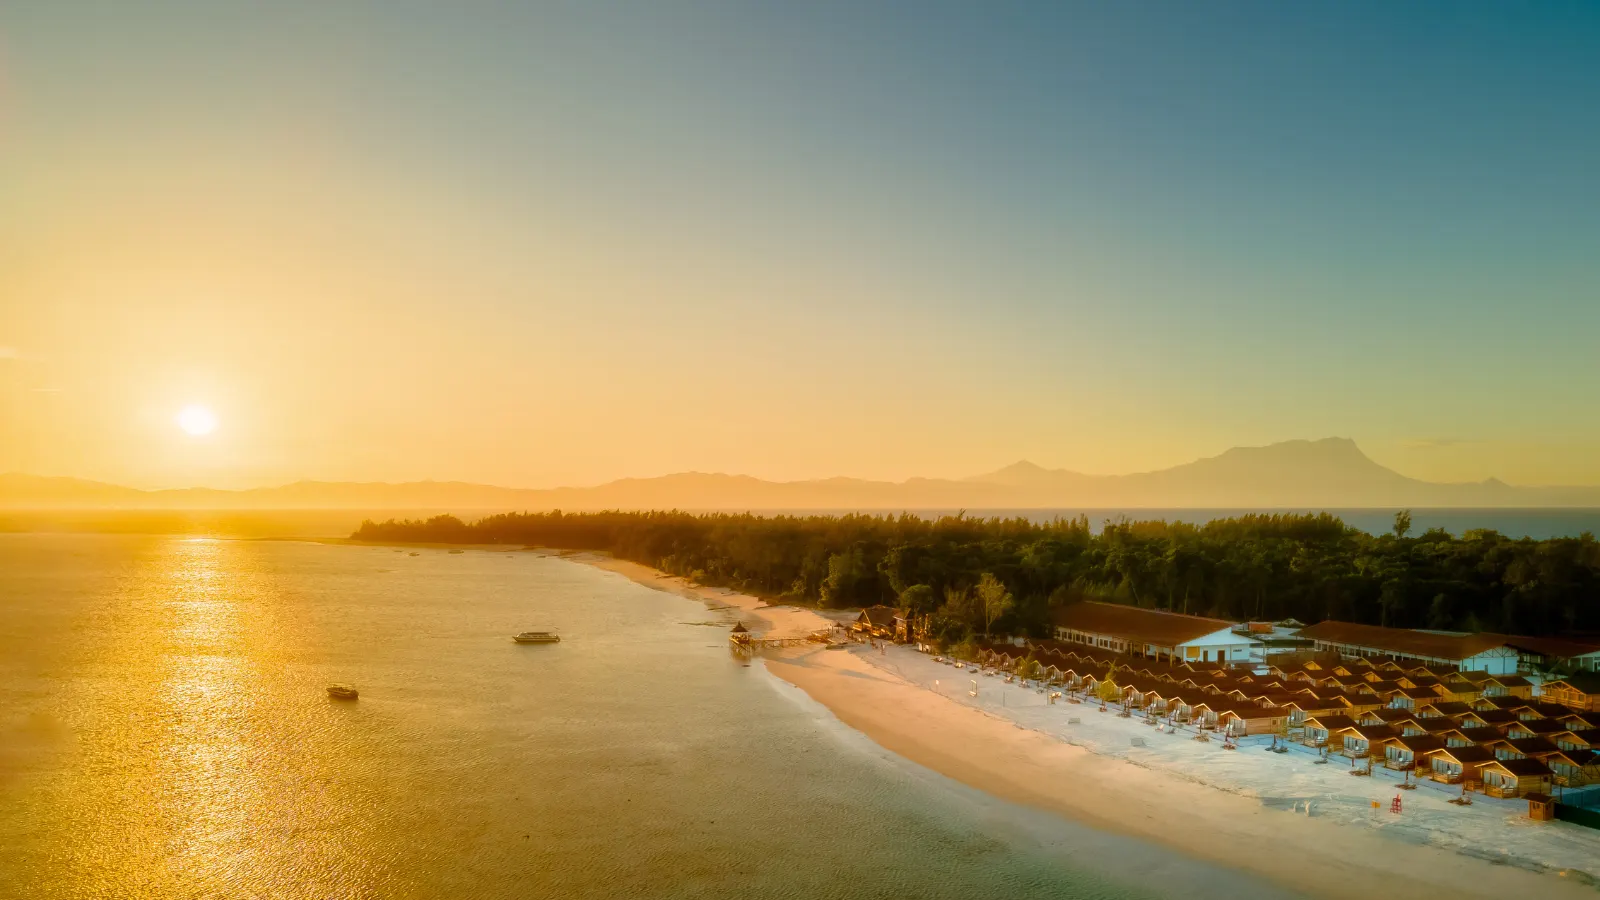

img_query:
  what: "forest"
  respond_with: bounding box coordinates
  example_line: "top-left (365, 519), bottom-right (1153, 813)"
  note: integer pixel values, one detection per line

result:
top-left (352, 510), bottom-right (1600, 644)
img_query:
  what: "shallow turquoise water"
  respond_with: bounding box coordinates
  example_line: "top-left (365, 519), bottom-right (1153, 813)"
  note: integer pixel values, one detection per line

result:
top-left (0, 535), bottom-right (1288, 899)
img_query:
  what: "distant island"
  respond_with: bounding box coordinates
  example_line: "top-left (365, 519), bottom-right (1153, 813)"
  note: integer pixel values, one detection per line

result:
top-left (351, 509), bottom-right (1600, 650)
top-left (9, 438), bottom-right (1600, 510)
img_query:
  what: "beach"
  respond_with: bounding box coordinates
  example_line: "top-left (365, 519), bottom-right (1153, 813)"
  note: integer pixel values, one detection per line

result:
top-left (569, 551), bottom-right (1600, 900)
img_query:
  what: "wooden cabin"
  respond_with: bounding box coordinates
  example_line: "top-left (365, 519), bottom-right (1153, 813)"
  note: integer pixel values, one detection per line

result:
top-left (1333, 724), bottom-right (1399, 760)
top-left (1555, 728), bottom-right (1600, 752)
top-left (1541, 676), bottom-right (1600, 713)
top-left (854, 605), bottom-right (898, 639)
top-left (1389, 688), bottom-right (1439, 710)
top-left (1416, 701), bottom-right (1473, 719)
top-left (1546, 749), bottom-right (1600, 787)
top-left (1504, 719), bottom-right (1567, 739)
top-left (1216, 704), bottom-right (1289, 736)
top-left (1483, 674), bottom-right (1534, 699)
top-left (1381, 734), bottom-right (1446, 771)
top-left (1302, 714), bottom-right (1357, 748)
top-left (1480, 758), bottom-right (1554, 799)
top-left (1427, 746), bottom-right (1496, 785)
top-left (1464, 727), bottom-right (1511, 748)
top-left (1360, 708), bottom-right (1415, 727)
top-left (1404, 717), bottom-right (1458, 738)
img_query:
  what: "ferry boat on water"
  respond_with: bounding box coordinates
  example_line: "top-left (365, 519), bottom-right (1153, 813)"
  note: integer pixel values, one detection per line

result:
top-left (513, 631), bottom-right (561, 644)
top-left (326, 684), bottom-right (359, 700)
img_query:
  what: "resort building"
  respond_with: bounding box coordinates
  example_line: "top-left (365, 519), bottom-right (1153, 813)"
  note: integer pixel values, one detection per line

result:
top-left (1498, 635), bottom-right (1600, 674)
top-left (1052, 601), bottom-right (1262, 664)
top-left (853, 606), bottom-right (897, 639)
top-left (1295, 621), bottom-right (1519, 674)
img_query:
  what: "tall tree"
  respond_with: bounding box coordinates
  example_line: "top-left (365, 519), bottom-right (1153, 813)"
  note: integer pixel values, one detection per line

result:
top-left (976, 572), bottom-right (1014, 635)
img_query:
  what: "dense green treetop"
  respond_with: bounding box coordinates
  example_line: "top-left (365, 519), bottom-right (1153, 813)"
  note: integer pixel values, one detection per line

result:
top-left (352, 510), bottom-right (1599, 644)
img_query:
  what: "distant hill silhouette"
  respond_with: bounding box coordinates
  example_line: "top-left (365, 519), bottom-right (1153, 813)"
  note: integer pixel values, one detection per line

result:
top-left (5, 438), bottom-right (1599, 510)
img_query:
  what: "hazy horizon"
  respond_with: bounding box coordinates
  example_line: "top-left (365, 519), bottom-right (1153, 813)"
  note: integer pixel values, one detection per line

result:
top-left (4, 4), bottom-right (1600, 492)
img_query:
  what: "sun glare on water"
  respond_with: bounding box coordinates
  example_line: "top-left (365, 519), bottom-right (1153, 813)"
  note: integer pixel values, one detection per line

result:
top-left (176, 405), bottom-right (218, 436)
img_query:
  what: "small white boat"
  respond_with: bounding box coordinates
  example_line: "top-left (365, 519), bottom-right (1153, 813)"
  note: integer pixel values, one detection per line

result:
top-left (513, 631), bottom-right (560, 644)
top-left (326, 684), bottom-right (359, 700)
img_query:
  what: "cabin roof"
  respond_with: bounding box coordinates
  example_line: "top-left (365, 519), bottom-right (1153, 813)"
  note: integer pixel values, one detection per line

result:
top-left (1388, 734), bottom-right (1446, 752)
top-left (1487, 758), bottom-right (1553, 776)
top-left (1546, 674), bottom-right (1600, 694)
top-left (857, 605), bottom-right (897, 628)
top-left (1435, 746), bottom-right (1496, 764)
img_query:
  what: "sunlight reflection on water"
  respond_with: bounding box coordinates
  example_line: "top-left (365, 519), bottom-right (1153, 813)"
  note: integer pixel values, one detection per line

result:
top-left (1, 535), bottom-right (1280, 900)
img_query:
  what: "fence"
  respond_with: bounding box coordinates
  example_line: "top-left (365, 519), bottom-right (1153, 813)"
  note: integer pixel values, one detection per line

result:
top-left (1554, 803), bottom-right (1600, 830)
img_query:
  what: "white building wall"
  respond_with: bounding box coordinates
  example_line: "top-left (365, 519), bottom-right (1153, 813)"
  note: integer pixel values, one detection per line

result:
top-left (1177, 628), bottom-right (1263, 663)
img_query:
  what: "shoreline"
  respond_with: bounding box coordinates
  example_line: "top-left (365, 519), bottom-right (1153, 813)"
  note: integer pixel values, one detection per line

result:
top-left (567, 551), bottom-right (1598, 900)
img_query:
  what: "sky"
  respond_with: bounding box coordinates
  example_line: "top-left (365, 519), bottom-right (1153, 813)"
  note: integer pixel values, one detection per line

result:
top-left (2, 2), bottom-right (1598, 490)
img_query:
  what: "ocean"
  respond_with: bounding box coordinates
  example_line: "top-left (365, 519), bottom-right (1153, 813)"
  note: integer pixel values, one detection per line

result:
top-left (0, 534), bottom-right (1288, 900)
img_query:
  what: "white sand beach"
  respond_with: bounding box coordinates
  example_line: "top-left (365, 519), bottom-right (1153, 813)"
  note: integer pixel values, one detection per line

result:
top-left (568, 553), bottom-right (1600, 900)
top-left (551, 550), bottom-right (841, 638)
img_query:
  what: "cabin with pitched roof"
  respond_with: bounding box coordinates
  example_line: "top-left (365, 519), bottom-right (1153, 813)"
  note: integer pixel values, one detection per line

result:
top-left (854, 605), bottom-right (898, 639)
top-left (1480, 758), bottom-right (1554, 798)
top-left (1427, 746), bottom-right (1496, 785)
top-left (1546, 749), bottom-right (1600, 787)
top-left (1541, 675), bottom-right (1600, 713)
top-left (1381, 734), bottom-right (1446, 771)
top-left (1332, 723), bottom-right (1398, 760)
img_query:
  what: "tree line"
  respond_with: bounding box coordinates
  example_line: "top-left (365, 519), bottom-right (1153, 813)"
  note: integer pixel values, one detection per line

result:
top-left (352, 510), bottom-right (1600, 644)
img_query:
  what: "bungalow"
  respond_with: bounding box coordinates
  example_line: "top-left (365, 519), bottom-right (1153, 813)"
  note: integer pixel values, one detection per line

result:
top-left (1554, 729), bottom-right (1600, 752)
top-left (1360, 708), bottom-right (1416, 726)
top-left (854, 606), bottom-right (898, 639)
top-left (1505, 737), bottom-right (1561, 759)
top-left (1400, 718), bottom-right (1458, 738)
top-left (1480, 758), bottom-right (1554, 799)
top-left (1453, 726), bottom-right (1507, 747)
top-left (1333, 723), bottom-right (1399, 760)
top-left (1302, 714), bottom-right (1358, 749)
top-left (1415, 701), bottom-right (1473, 719)
top-left (1504, 719), bottom-right (1567, 739)
top-left (1482, 674), bottom-right (1534, 699)
top-left (1557, 712), bottom-right (1600, 730)
top-left (1457, 709), bottom-right (1520, 729)
top-left (1427, 746), bottom-right (1497, 785)
top-left (1545, 749), bottom-right (1600, 787)
top-left (1216, 704), bottom-right (1289, 736)
top-left (1296, 621), bottom-right (1519, 674)
top-left (1390, 687), bottom-right (1441, 710)
top-left (1381, 734), bottom-right (1446, 770)
top-left (1541, 675), bottom-right (1600, 713)
top-left (1052, 601), bottom-right (1261, 663)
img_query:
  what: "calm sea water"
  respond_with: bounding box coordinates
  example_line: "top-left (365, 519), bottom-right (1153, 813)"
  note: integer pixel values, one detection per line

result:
top-left (0, 535), bottom-right (1290, 900)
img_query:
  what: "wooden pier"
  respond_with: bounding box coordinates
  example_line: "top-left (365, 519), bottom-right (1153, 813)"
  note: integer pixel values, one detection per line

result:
top-left (730, 624), bottom-right (834, 650)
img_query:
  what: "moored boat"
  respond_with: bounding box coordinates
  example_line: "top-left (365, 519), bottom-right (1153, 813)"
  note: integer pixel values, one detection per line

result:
top-left (513, 631), bottom-right (561, 644)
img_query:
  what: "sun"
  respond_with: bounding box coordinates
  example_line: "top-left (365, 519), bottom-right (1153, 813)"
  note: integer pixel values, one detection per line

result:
top-left (176, 404), bottom-right (218, 436)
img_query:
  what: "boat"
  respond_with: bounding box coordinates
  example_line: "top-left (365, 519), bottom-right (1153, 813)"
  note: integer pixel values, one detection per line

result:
top-left (513, 631), bottom-right (560, 644)
top-left (448, 549), bottom-right (464, 554)
top-left (409, 552), bottom-right (420, 556)
top-left (326, 684), bottom-right (359, 700)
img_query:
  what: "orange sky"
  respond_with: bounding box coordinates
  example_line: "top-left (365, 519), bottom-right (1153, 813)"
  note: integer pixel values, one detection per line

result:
top-left (4, 4), bottom-right (1599, 490)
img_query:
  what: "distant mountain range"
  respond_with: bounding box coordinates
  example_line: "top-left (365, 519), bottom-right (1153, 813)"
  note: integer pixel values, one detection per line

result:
top-left (5, 439), bottom-right (1600, 511)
